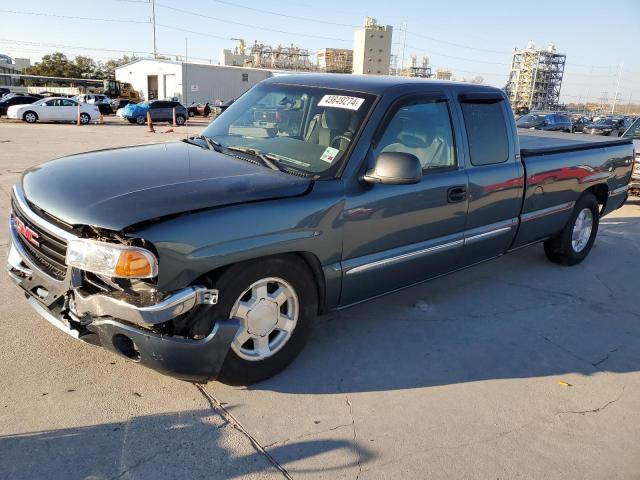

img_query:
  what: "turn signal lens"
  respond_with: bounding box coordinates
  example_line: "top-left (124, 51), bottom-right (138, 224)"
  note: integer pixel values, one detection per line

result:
top-left (66, 239), bottom-right (158, 279)
top-left (115, 250), bottom-right (154, 278)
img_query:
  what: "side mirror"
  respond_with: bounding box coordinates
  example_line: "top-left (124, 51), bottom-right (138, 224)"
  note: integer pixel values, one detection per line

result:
top-left (363, 152), bottom-right (422, 185)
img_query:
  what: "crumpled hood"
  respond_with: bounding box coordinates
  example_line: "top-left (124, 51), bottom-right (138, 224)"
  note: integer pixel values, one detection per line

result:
top-left (21, 141), bottom-right (312, 231)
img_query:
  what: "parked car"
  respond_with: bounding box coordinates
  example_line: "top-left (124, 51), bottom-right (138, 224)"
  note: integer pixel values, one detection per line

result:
top-left (7, 75), bottom-right (633, 385)
top-left (187, 102), bottom-right (212, 117)
top-left (6, 97), bottom-right (100, 124)
top-left (111, 98), bottom-right (135, 112)
top-left (213, 98), bottom-right (235, 116)
top-left (516, 112), bottom-right (573, 132)
top-left (623, 118), bottom-right (640, 194)
top-left (0, 87), bottom-right (10, 98)
top-left (74, 93), bottom-right (113, 115)
top-left (583, 117), bottom-right (626, 136)
top-left (571, 116), bottom-right (592, 133)
top-left (0, 95), bottom-right (42, 117)
top-left (121, 100), bottom-right (188, 125)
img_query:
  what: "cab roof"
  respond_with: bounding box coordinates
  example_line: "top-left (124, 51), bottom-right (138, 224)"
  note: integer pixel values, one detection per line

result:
top-left (262, 73), bottom-right (504, 96)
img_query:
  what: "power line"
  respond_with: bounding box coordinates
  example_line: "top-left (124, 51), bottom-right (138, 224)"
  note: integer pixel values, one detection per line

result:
top-left (0, 8), bottom-right (149, 24)
top-left (404, 30), bottom-right (507, 55)
top-left (206, 0), bottom-right (358, 27)
top-left (406, 43), bottom-right (510, 66)
top-left (157, 24), bottom-right (231, 41)
top-left (154, 3), bottom-right (351, 42)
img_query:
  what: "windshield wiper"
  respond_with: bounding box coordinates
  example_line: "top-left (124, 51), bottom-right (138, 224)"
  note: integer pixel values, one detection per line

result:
top-left (185, 135), bottom-right (222, 152)
top-left (225, 146), bottom-right (283, 172)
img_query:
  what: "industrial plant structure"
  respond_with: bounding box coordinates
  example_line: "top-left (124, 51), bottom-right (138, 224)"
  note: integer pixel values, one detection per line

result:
top-left (352, 17), bottom-right (393, 75)
top-left (506, 42), bottom-right (566, 112)
top-left (317, 48), bottom-right (353, 74)
top-left (244, 42), bottom-right (312, 71)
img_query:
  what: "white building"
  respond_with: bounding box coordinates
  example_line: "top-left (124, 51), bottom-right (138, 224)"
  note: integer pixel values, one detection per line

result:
top-left (352, 17), bottom-right (393, 75)
top-left (114, 58), bottom-right (272, 103)
top-left (0, 55), bottom-right (31, 73)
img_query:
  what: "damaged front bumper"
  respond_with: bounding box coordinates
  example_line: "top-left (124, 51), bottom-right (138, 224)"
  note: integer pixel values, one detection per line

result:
top-left (7, 202), bottom-right (238, 382)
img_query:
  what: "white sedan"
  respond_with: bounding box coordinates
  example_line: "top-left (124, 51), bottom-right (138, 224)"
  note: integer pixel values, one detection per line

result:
top-left (6, 97), bottom-right (100, 124)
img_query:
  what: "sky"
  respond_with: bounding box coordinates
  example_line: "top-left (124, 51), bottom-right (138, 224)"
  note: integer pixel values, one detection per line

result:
top-left (1, 0), bottom-right (639, 105)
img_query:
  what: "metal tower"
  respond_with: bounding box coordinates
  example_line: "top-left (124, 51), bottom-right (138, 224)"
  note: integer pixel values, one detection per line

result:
top-left (506, 42), bottom-right (566, 113)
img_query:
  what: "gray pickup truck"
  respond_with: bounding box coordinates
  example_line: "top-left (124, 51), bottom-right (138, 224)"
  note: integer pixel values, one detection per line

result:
top-left (8, 75), bottom-right (634, 385)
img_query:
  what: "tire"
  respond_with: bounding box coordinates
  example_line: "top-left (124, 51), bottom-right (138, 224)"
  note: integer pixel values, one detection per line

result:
top-left (79, 113), bottom-right (90, 125)
top-left (188, 110), bottom-right (195, 117)
top-left (210, 255), bottom-right (317, 385)
top-left (135, 115), bottom-right (146, 125)
top-left (175, 115), bottom-right (186, 126)
top-left (23, 111), bottom-right (38, 123)
top-left (543, 192), bottom-right (599, 266)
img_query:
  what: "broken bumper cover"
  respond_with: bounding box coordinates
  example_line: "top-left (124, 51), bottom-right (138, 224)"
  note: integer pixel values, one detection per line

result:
top-left (7, 222), bottom-right (239, 382)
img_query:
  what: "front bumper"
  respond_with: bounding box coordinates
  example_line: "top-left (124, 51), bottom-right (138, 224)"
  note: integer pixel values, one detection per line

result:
top-left (7, 214), bottom-right (238, 382)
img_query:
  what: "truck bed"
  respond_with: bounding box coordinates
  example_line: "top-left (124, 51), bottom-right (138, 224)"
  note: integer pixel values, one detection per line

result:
top-left (518, 129), bottom-right (632, 156)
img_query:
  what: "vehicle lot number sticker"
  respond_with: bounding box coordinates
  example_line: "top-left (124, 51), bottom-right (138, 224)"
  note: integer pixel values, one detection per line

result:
top-left (318, 95), bottom-right (365, 111)
top-left (320, 147), bottom-right (340, 163)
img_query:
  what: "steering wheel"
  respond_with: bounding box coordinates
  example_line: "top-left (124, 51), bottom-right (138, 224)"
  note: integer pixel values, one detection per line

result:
top-left (331, 135), bottom-right (352, 149)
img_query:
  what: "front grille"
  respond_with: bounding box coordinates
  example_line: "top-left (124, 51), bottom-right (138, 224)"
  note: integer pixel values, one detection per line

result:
top-left (11, 200), bottom-right (69, 280)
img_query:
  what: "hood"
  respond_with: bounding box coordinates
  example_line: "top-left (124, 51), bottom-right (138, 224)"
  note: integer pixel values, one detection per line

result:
top-left (21, 141), bottom-right (312, 231)
top-left (586, 124), bottom-right (611, 130)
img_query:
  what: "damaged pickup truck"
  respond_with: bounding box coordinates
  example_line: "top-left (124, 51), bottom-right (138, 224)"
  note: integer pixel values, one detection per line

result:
top-left (8, 75), bottom-right (634, 385)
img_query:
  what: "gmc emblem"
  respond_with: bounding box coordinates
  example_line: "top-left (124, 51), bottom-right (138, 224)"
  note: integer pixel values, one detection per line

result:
top-left (14, 216), bottom-right (40, 247)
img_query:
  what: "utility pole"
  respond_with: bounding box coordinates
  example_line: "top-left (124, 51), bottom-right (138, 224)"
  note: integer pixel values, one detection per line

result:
top-left (401, 22), bottom-right (407, 75)
top-left (611, 63), bottom-right (623, 115)
top-left (151, 0), bottom-right (157, 59)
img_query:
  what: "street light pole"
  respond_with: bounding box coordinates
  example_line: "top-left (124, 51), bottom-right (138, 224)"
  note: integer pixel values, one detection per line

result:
top-left (151, 0), bottom-right (157, 59)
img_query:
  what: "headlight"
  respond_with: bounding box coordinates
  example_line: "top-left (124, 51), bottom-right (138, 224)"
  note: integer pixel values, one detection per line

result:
top-left (66, 239), bottom-right (158, 278)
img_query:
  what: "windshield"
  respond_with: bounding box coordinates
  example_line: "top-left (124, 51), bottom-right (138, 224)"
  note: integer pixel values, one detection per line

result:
top-left (594, 118), bottom-right (614, 126)
top-left (201, 84), bottom-right (376, 177)
top-left (517, 114), bottom-right (546, 124)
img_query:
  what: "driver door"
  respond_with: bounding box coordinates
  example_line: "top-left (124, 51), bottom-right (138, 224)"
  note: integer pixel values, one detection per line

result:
top-left (341, 94), bottom-right (468, 306)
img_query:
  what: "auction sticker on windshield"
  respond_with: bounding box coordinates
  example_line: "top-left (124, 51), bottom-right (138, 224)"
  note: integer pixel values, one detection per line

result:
top-left (320, 146), bottom-right (340, 163)
top-left (318, 95), bottom-right (365, 111)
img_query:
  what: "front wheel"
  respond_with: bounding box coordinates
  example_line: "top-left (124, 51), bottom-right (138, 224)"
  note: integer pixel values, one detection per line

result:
top-left (543, 192), bottom-right (599, 265)
top-left (209, 255), bottom-right (317, 385)
top-left (135, 115), bottom-right (146, 125)
top-left (23, 111), bottom-right (38, 123)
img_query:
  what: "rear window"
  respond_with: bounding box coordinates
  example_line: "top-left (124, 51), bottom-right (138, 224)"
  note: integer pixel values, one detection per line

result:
top-left (460, 101), bottom-right (509, 166)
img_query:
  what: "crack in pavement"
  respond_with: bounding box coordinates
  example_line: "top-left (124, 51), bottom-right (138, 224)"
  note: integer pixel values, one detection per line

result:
top-left (592, 346), bottom-right (621, 367)
top-left (263, 423), bottom-right (352, 449)
top-left (195, 384), bottom-right (293, 480)
top-left (346, 396), bottom-right (362, 480)
top-left (561, 385), bottom-right (626, 415)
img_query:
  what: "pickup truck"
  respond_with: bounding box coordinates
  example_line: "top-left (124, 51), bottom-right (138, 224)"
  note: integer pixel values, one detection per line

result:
top-left (8, 75), bottom-right (634, 385)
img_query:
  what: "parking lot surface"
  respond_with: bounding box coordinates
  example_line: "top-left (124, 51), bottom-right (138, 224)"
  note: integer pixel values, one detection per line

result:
top-left (1, 119), bottom-right (640, 479)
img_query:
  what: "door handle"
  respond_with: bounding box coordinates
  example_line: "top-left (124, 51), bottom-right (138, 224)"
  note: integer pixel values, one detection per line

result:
top-left (447, 186), bottom-right (467, 203)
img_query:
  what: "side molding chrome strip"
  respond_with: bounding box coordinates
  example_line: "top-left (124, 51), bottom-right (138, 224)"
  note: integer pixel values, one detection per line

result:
top-left (520, 201), bottom-right (575, 223)
top-left (12, 185), bottom-right (78, 242)
top-left (609, 185), bottom-right (629, 196)
top-left (464, 226), bottom-right (513, 245)
top-left (346, 239), bottom-right (464, 275)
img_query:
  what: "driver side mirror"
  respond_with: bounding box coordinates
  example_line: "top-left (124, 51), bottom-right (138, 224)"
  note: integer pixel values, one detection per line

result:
top-left (363, 152), bottom-right (422, 185)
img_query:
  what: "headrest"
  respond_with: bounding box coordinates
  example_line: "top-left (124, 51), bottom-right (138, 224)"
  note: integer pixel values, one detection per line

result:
top-left (321, 108), bottom-right (351, 131)
top-left (397, 129), bottom-right (432, 148)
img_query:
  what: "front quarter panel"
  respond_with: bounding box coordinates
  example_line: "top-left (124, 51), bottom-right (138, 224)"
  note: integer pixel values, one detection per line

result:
top-left (133, 182), bottom-right (344, 307)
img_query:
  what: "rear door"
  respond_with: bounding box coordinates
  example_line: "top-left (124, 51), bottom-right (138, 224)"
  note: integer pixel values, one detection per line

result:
top-left (455, 93), bottom-right (523, 265)
top-left (60, 99), bottom-right (79, 121)
top-left (150, 101), bottom-right (169, 121)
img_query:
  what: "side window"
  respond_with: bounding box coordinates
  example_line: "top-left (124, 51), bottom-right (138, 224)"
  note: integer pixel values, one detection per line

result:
top-left (62, 99), bottom-right (76, 106)
top-left (460, 101), bottom-right (509, 166)
top-left (377, 100), bottom-right (456, 172)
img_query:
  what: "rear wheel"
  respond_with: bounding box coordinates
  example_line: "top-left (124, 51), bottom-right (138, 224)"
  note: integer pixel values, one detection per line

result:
top-left (175, 115), bottom-right (186, 126)
top-left (23, 111), bottom-right (38, 123)
top-left (211, 255), bottom-right (317, 385)
top-left (79, 113), bottom-right (90, 125)
top-left (543, 192), bottom-right (599, 265)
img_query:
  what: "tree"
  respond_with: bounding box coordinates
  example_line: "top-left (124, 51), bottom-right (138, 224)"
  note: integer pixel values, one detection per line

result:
top-left (95, 55), bottom-right (138, 79)
top-left (74, 56), bottom-right (97, 78)
top-left (25, 52), bottom-right (79, 77)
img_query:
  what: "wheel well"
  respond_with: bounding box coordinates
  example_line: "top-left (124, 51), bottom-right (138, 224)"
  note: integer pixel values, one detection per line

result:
top-left (23, 110), bottom-right (37, 118)
top-left (196, 252), bottom-right (327, 314)
top-left (585, 184), bottom-right (608, 214)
